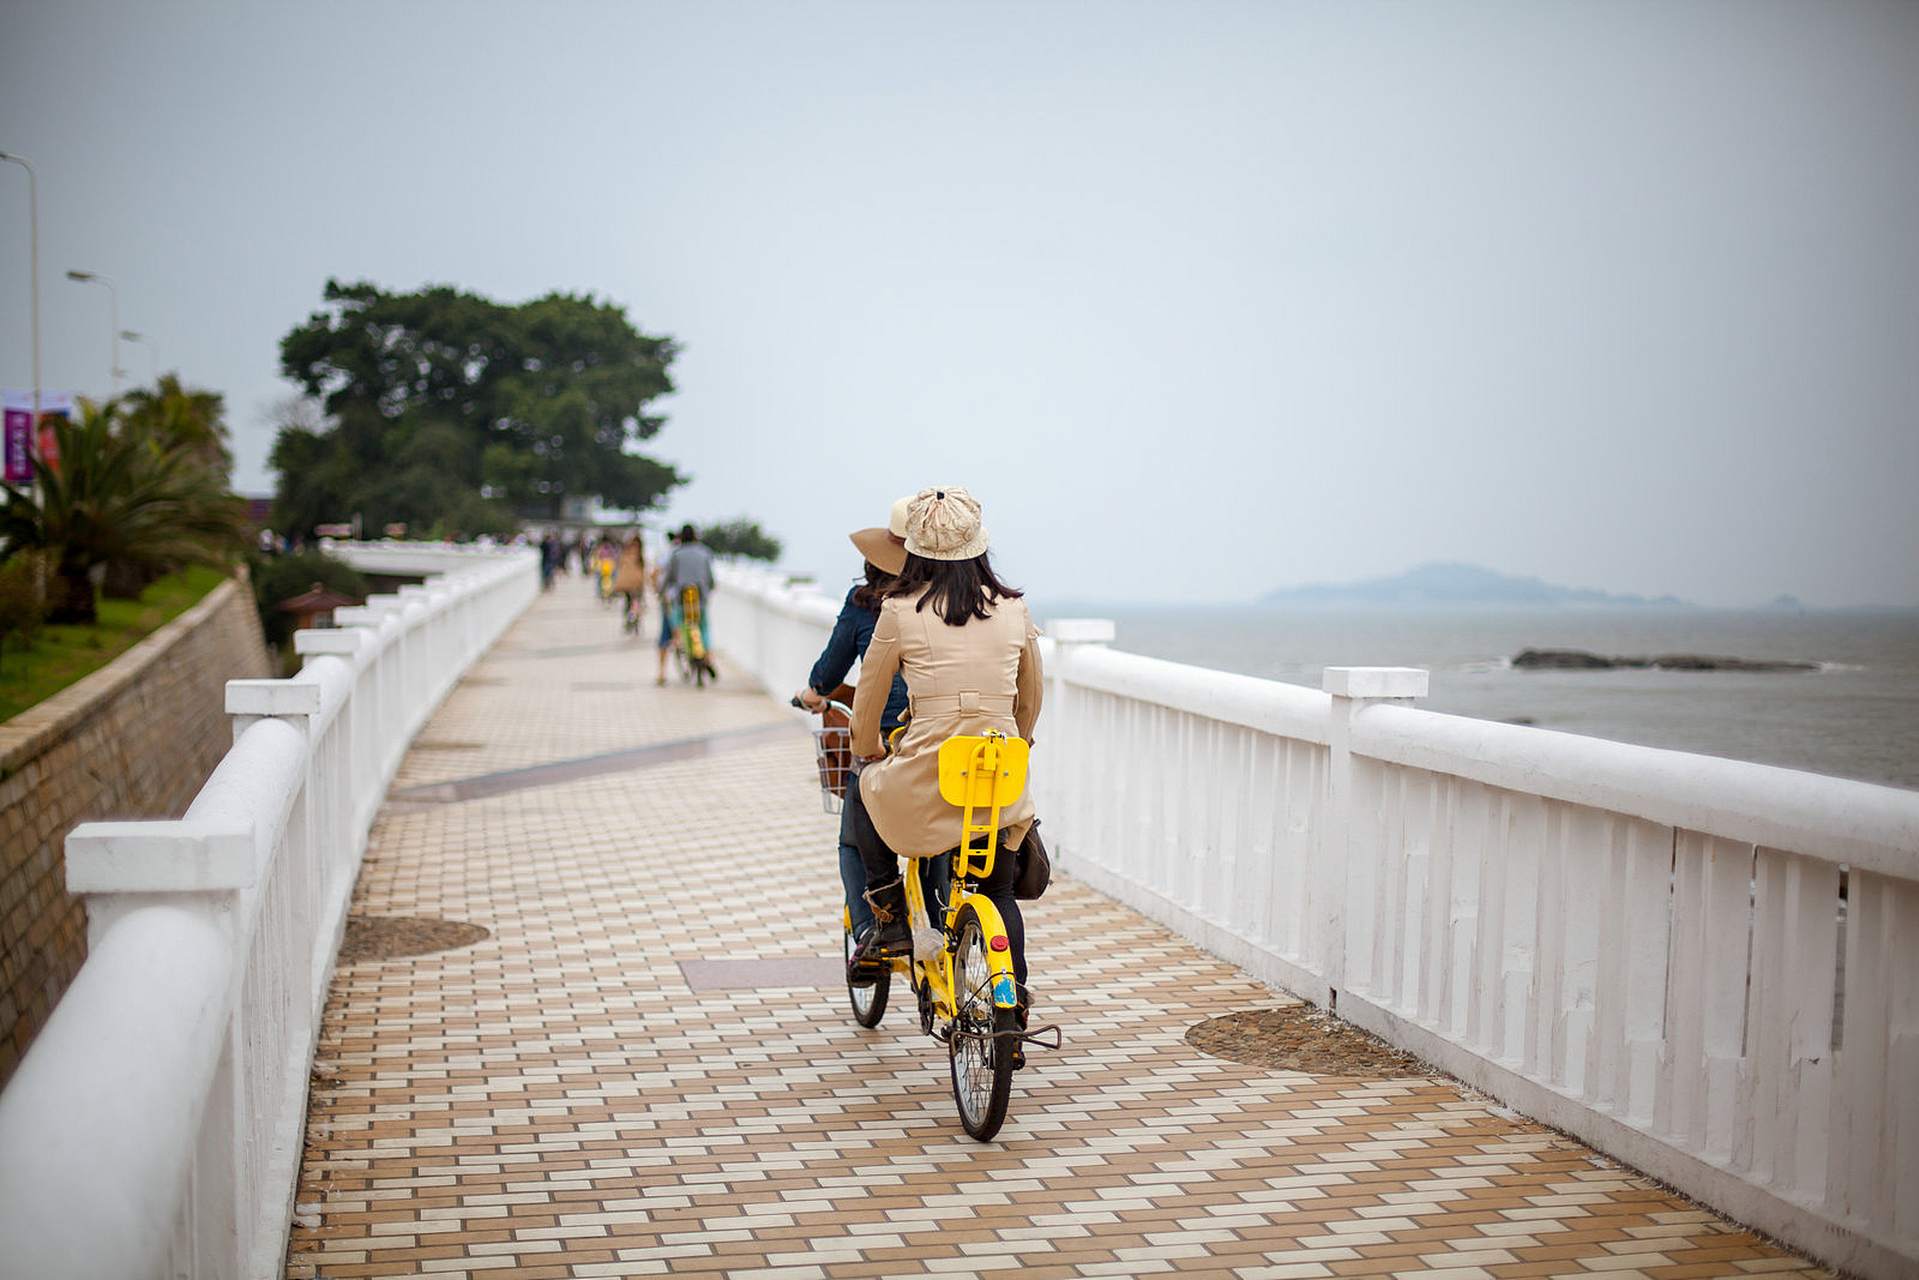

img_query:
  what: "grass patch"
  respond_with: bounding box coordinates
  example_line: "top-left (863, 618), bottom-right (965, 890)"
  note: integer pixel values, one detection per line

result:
top-left (0, 565), bottom-right (231, 725)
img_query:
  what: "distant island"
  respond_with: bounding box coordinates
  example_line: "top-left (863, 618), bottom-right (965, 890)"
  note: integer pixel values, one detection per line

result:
top-left (1260, 562), bottom-right (1689, 609)
top-left (1512, 649), bottom-right (1817, 673)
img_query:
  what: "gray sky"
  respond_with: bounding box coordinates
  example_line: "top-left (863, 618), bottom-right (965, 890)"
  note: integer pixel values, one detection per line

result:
top-left (2, 0), bottom-right (1914, 608)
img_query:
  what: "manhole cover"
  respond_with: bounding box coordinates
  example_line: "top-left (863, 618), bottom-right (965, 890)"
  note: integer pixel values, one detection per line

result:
top-left (1186, 1005), bottom-right (1433, 1078)
top-left (339, 915), bottom-right (490, 963)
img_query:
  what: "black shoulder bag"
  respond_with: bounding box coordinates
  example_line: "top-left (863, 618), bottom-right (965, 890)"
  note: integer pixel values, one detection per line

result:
top-left (1012, 820), bottom-right (1051, 900)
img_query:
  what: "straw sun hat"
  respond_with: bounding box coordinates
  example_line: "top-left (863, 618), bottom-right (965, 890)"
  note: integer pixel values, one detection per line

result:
top-left (903, 486), bottom-right (988, 561)
top-left (847, 494), bottom-right (913, 575)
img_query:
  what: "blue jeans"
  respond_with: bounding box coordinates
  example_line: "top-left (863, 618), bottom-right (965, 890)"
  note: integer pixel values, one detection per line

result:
top-left (838, 804), bottom-right (873, 934)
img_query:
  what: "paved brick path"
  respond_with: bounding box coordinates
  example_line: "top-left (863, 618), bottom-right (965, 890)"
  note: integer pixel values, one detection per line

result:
top-left (285, 578), bottom-right (1834, 1279)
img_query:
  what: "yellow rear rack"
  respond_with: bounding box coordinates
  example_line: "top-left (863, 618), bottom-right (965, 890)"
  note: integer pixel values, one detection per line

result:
top-left (936, 732), bottom-right (1029, 881)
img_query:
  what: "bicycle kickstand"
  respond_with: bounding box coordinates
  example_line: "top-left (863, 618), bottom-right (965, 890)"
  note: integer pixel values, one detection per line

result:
top-left (1021, 1022), bottom-right (1063, 1053)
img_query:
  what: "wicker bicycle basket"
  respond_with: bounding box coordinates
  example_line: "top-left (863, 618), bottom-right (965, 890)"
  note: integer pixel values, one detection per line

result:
top-left (811, 721), bottom-right (853, 813)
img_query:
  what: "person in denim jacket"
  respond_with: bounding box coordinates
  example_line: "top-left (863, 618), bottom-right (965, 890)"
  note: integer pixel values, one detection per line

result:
top-left (794, 499), bottom-right (912, 939)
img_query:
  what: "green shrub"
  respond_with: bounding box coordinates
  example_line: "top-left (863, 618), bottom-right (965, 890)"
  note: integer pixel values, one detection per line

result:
top-left (250, 549), bottom-right (370, 651)
top-left (0, 552), bottom-right (52, 670)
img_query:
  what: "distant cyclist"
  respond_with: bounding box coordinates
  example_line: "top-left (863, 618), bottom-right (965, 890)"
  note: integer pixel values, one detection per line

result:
top-left (663, 523), bottom-right (717, 680)
top-left (611, 532), bottom-right (647, 633)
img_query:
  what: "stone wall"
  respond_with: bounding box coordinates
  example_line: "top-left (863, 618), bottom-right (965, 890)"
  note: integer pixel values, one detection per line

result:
top-left (0, 575), bottom-right (271, 1085)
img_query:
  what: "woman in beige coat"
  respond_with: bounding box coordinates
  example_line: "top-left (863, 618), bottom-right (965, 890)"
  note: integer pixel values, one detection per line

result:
top-left (610, 533), bottom-right (647, 632)
top-left (845, 487), bottom-right (1042, 992)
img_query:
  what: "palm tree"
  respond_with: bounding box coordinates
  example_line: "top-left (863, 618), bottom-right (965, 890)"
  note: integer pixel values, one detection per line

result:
top-left (0, 397), bottom-right (248, 624)
top-left (122, 373), bottom-right (233, 482)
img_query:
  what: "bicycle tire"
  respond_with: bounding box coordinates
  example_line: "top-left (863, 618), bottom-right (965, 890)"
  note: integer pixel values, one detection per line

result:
top-left (844, 922), bottom-right (890, 1027)
top-left (948, 903), bottom-right (1016, 1141)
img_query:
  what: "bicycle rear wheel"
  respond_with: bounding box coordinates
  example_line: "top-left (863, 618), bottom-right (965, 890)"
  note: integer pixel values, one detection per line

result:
top-left (948, 903), bottom-right (1015, 1141)
top-left (844, 920), bottom-right (889, 1027)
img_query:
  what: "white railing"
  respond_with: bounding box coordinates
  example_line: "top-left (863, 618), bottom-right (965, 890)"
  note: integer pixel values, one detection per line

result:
top-left (0, 544), bottom-right (538, 1280)
top-left (716, 565), bottom-right (1919, 1280)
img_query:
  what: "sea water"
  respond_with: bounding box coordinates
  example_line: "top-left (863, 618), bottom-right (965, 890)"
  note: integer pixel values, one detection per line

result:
top-left (1028, 604), bottom-right (1919, 792)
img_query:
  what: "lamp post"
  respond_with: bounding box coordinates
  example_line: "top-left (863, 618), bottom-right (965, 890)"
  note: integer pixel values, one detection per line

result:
top-left (65, 268), bottom-right (120, 398)
top-left (0, 151), bottom-right (40, 430)
top-left (120, 330), bottom-right (156, 385)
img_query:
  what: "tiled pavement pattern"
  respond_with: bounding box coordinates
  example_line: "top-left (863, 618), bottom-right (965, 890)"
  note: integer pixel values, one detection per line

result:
top-left (287, 577), bottom-right (1835, 1279)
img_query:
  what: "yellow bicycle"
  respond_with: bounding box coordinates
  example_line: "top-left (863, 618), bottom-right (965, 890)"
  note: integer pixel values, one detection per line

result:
top-left (674, 585), bottom-right (712, 686)
top-left (836, 729), bottom-right (1060, 1140)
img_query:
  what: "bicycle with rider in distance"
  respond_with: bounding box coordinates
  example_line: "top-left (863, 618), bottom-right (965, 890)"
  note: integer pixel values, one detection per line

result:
top-left (673, 584), bottom-right (715, 686)
top-left (801, 697), bottom-right (1059, 1140)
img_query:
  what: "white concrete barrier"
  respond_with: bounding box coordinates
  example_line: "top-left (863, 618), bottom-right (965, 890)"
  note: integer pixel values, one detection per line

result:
top-left (716, 564), bottom-right (1919, 1280)
top-left (0, 544), bottom-right (538, 1280)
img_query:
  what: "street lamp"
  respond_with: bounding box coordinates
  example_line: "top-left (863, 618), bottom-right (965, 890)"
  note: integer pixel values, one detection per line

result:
top-left (65, 268), bottom-right (120, 397)
top-left (120, 330), bottom-right (157, 384)
top-left (0, 151), bottom-right (40, 429)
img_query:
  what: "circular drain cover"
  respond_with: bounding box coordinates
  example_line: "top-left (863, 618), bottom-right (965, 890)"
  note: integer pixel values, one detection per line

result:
top-left (339, 915), bottom-right (490, 963)
top-left (1186, 1005), bottom-right (1431, 1078)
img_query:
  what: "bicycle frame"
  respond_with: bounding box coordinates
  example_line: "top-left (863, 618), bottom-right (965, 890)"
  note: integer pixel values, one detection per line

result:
top-left (813, 705), bottom-right (1056, 1140)
top-left (679, 586), bottom-right (707, 662)
top-left (904, 733), bottom-right (1029, 1021)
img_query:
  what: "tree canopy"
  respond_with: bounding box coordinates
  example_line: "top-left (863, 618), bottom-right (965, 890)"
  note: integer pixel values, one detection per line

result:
top-left (274, 281), bottom-right (684, 537)
top-left (122, 373), bottom-right (233, 484)
top-left (701, 518), bottom-right (782, 562)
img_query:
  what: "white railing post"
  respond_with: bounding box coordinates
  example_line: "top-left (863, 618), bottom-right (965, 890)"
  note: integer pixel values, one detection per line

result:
top-left (1039, 619), bottom-right (1115, 876)
top-left (0, 544), bottom-right (539, 1280)
top-left (1322, 667), bottom-right (1427, 1006)
top-left (656, 575), bottom-right (1919, 1279)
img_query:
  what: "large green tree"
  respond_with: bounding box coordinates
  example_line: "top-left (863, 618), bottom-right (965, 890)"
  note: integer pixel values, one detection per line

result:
top-left (275, 281), bottom-right (683, 536)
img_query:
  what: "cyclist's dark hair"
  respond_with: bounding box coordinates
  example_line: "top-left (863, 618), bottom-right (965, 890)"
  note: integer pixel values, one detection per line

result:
top-left (887, 551), bottom-right (1022, 626)
top-left (850, 559), bottom-right (892, 611)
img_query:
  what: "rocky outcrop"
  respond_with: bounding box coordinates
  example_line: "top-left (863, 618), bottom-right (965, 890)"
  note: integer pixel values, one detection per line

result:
top-left (1512, 648), bottom-right (1818, 673)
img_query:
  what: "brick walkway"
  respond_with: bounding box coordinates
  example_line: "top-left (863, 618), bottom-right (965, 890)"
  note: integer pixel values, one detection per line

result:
top-left (285, 578), bottom-right (1835, 1279)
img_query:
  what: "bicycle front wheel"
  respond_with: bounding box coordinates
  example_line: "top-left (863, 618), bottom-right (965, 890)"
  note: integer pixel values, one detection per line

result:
top-left (948, 903), bottom-right (1016, 1141)
top-left (844, 920), bottom-right (889, 1028)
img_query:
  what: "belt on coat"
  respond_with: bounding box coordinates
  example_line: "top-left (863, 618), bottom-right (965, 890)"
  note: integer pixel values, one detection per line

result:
top-left (909, 691), bottom-right (1015, 716)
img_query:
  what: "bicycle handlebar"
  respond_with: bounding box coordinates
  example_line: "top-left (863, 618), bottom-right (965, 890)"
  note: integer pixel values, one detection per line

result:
top-left (792, 695), bottom-right (853, 717)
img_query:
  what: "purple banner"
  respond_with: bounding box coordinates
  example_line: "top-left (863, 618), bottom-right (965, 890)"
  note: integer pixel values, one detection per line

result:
top-left (2, 390), bottom-right (74, 483)
top-left (3, 408), bottom-right (30, 483)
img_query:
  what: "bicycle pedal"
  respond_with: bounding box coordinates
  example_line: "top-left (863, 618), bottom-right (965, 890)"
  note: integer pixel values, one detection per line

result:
top-left (845, 959), bottom-right (885, 987)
